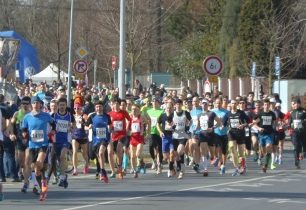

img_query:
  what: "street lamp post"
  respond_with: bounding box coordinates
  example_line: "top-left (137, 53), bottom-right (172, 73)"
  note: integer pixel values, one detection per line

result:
top-left (118, 0), bottom-right (126, 99)
top-left (67, 0), bottom-right (74, 107)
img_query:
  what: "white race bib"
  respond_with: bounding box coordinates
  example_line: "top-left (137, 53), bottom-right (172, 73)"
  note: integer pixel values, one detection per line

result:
top-left (131, 122), bottom-right (141, 133)
top-left (56, 120), bottom-right (69, 133)
top-left (245, 127), bottom-right (250, 137)
top-left (151, 117), bottom-right (157, 127)
top-left (113, 121), bottom-right (123, 131)
top-left (293, 119), bottom-right (302, 129)
top-left (230, 119), bottom-right (240, 128)
top-left (96, 127), bottom-right (107, 138)
top-left (200, 115), bottom-right (208, 131)
top-left (262, 116), bottom-right (272, 125)
top-left (31, 130), bottom-right (44, 142)
top-left (175, 121), bottom-right (185, 131)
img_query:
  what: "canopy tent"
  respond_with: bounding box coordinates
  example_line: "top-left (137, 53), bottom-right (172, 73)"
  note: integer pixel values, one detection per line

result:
top-left (31, 63), bottom-right (68, 84)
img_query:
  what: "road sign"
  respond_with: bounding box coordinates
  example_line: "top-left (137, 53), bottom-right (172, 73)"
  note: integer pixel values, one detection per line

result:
top-left (275, 56), bottom-right (280, 76)
top-left (76, 47), bottom-right (89, 59)
top-left (208, 75), bottom-right (218, 84)
top-left (203, 55), bottom-right (223, 75)
top-left (73, 60), bottom-right (88, 74)
top-left (112, 56), bottom-right (117, 71)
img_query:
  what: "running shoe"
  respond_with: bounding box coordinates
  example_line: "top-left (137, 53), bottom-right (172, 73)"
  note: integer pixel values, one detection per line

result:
top-left (110, 172), bottom-right (116, 178)
top-left (213, 158), bottom-right (220, 167)
top-left (21, 183), bottom-right (29, 193)
top-left (253, 153), bottom-right (259, 162)
top-left (192, 164), bottom-right (200, 173)
top-left (220, 165), bottom-right (225, 175)
top-left (100, 172), bottom-right (109, 183)
top-left (295, 159), bottom-right (301, 169)
top-left (232, 168), bottom-right (239, 176)
top-left (203, 170), bottom-right (208, 177)
top-left (167, 170), bottom-right (171, 178)
top-left (32, 185), bottom-right (40, 195)
top-left (151, 160), bottom-right (157, 170)
top-left (72, 170), bottom-right (78, 176)
top-left (178, 172), bottom-right (184, 179)
top-left (95, 172), bottom-right (99, 180)
top-left (52, 176), bottom-right (59, 185)
top-left (156, 165), bottom-right (162, 174)
top-left (133, 171), bottom-right (138, 179)
top-left (83, 167), bottom-right (89, 174)
top-left (271, 163), bottom-right (277, 170)
top-left (58, 175), bottom-right (68, 188)
top-left (39, 179), bottom-right (48, 201)
top-left (117, 168), bottom-right (124, 179)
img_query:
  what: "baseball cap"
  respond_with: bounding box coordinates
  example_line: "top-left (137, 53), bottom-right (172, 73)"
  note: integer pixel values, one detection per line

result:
top-left (275, 102), bottom-right (281, 107)
top-left (269, 98), bottom-right (276, 103)
top-left (201, 99), bottom-right (209, 104)
top-left (31, 96), bottom-right (43, 104)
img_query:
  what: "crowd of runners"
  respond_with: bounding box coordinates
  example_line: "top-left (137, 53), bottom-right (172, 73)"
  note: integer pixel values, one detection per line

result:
top-left (0, 79), bottom-right (305, 202)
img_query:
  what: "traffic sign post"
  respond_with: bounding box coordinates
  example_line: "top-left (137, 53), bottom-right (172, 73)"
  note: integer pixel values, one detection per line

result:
top-left (73, 59), bottom-right (88, 74)
top-left (208, 75), bottom-right (218, 84)
top-left (75, 47), bottom-right (89, 59)
top-left (203, 55), bottom-right (223, 76)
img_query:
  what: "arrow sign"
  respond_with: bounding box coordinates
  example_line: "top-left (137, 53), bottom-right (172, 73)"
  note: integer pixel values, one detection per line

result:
top-left (73, 59), bottom-right (88, 74)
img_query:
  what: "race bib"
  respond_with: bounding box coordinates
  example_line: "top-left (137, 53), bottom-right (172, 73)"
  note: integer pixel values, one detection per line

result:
top-left (56, 120), bottom-right (69, 133)
top-left (245, 127), bottom-right (250, 137)
top-left (76, 122), bottom-right (82, 129)
top-left (151, 117), bottom-right (157, 127)
top-left (200, 116), bottom-right (208, 131)
top-left (175, 121), bottom-right (185, 131)
top-left (113, 121), bottom-right (123, 131)
top-left (131, 122), bottom-right (141, 133)
top-left (230, 119), bottom-right (240, 128)
top-left (262, 116), bottom-right (272, 125)
top-left (192, 116), bottom-right (198, 126)
top-left (31, 130), bottom-right (44, 142)
top-left (96, 127), bottom-right (107, 138)
top-left (293, 119), bottom-right (302, 129)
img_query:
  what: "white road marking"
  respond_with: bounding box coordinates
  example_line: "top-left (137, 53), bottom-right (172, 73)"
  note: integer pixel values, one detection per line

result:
top-left (59, 175), bottom-right (276, 210)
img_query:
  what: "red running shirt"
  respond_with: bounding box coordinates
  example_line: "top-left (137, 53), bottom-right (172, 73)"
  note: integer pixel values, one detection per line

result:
top-left (108, 110), bottom-right (131, 141)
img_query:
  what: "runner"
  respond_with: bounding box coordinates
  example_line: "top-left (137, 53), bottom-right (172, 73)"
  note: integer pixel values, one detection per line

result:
top-left (172, 99), bottom-right (191, 179)
top-left (71, 103), bottom-right (89, 176)
top-left (86, 101), bottom-right (111, 183)
top-left (129, 104), bottom-right (151, 178)
top-left (289, 98), bottom-right (306, 169)
top-left (227, 100), bottom-right (249, 176)
top-left (108, 98), bottom-right (131, 179)
top-left (250, 100), bottom-right (261, 164)
top-left (211, 97), bottom-right (229, 175)
top-left (21, 96), bottom-right (56, 201)
top-left (253, 99), bottom-right (276, 173)
top-left (198, 99), bottom-right (220, 176)
top-left (147, 98), bottom-right (164, 174)
top-left (188, 97), bottom-right (202, 173)
top-left (157, 103), bottom-right (176, 177)
top-left (52, 98), bottom-right (75, 188)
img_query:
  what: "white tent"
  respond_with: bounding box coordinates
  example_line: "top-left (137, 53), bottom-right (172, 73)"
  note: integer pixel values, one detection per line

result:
top-left (31, 63), bottom-right (68, 84)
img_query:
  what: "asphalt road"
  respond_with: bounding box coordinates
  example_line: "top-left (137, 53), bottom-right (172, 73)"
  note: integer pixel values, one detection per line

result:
top-left (1, 141), bottom-right (306, 210)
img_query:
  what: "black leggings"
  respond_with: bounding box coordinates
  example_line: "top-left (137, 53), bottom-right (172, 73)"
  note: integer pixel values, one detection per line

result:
top-left (149, 134), bottom-right (163, 164)
top-left (292, 132), bottom-right (306, 161)
top-left (0, 143), bottom-right (5, 180)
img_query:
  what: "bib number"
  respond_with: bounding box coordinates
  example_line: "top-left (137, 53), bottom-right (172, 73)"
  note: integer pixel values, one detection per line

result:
top-left (131, 122), bottom-right (141, 133)
top-left (57, 120), bottom-right (69, 133)
top-left (113, 121), bottom-right (123, 131)
top-left (96, 127), bottom-right (107, 139)
top-left (293, 119), bottom-right (302, 129)
top-left (31, 130), bottom-right (44, 142)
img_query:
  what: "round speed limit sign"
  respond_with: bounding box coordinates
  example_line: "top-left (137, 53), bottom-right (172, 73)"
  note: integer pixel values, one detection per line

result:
top-left (203, 55), bottom-right (223, 75)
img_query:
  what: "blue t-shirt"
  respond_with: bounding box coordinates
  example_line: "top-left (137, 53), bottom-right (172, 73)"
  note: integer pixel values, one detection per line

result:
top-left (22, 112), bottom-right (54, 149)
top-left (53, 112), bottom-right (75, 145)
top-left (86, 113), bottom-right (111, 145)
top-left (212, 108), bottom-right (229, 136)
top-left (190, 107), bottom-right (203, 134)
